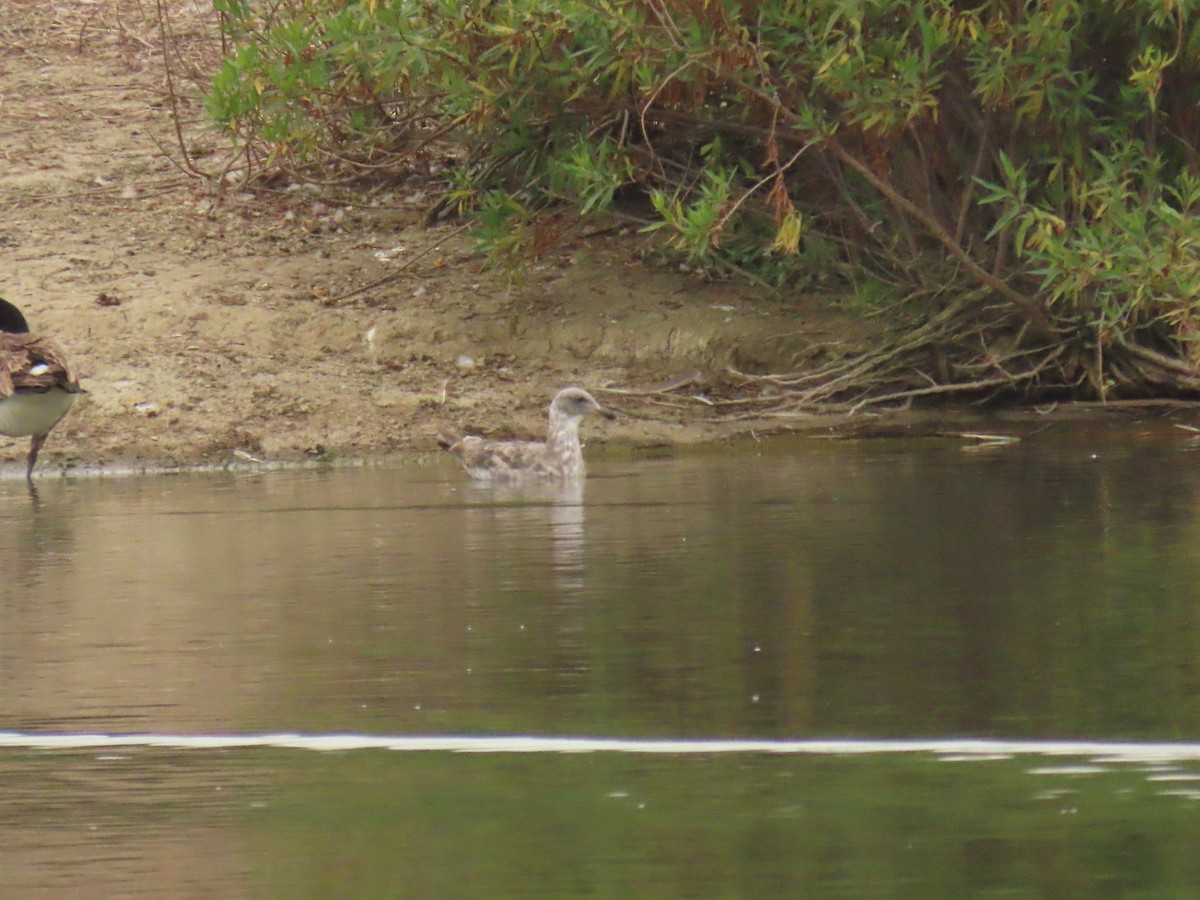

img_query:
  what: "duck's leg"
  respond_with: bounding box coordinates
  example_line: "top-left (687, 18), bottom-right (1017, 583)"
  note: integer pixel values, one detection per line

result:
top-left (26, 433), bottom-right (46, 480)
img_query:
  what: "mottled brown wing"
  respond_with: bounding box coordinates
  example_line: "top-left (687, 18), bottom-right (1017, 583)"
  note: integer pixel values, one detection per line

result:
top-left (453, 437), bottom-right (548, 473)
top-left (2, 333), bottom-right (81, 396)
top-left (484, 441), bottom-right (550, 472)
top-left (0, 333), bottom-right (34, 398)
top-left (0, 333), bottom-right (81, 398)
top-left (0, 337), bottom-right (16, 398)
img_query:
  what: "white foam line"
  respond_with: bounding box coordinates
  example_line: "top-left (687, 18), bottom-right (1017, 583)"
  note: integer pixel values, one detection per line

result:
top-left (0, 732), bottom-right (1199, 760)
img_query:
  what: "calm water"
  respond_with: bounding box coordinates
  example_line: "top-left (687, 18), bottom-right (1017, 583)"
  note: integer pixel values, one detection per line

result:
top-left (4, 425), bottom-right (1200, 896)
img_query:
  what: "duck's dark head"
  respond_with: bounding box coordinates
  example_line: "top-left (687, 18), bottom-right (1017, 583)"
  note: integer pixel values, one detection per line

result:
top-left (0, 298), bottom-right (30, 335)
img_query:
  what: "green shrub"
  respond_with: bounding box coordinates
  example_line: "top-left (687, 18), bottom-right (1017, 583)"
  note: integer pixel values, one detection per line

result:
top-left (207, 0), bottom-right (1200, 400)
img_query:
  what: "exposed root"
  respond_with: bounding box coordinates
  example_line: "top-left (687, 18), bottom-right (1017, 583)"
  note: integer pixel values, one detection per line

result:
top-left (617, 294), bottom-right (1200, 422)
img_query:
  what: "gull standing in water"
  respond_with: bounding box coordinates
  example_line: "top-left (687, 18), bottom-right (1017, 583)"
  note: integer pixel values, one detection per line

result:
top-left (440, 387), bottom-right (615, 481)
top-left (0, 297), bottom-right (82, 480)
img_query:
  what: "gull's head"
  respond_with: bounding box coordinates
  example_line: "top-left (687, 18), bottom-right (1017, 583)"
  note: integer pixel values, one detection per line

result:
top-left (551, 387), bottom-right (615, 421)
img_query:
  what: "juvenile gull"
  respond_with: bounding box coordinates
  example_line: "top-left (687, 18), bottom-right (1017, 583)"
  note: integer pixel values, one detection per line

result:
top-left (0, 298), bottom-right (82, 479)
top-left (441, 387), bottom-right (614, 481)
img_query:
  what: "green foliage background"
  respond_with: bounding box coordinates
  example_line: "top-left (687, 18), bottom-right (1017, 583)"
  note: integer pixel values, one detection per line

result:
top-left (207, 0), bottom-right (1200, 400)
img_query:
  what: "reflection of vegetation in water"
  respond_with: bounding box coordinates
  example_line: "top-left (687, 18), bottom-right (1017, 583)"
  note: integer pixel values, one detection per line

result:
top-left (0, 750), bottom-right (266, 895)
top-left (244, 752), bottom-right (1200, 897)
top-left (259, 442), bottom-right (1200, 743)
top-left (4, 746), bottom-right (1199, 895)
top-left (808, 442), bottom-right (1200, 742)
top-left (4, 747), bottom-right (1197, 894)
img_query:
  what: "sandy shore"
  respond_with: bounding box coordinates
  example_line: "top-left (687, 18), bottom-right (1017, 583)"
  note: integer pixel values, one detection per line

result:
top-left (0, 2), bottom-right (886, 477)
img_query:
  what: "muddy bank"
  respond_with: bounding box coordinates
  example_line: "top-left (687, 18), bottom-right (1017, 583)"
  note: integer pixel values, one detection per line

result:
top-left (6, 2), bottom-right (1183, 480)
top-left (0, 1), bottom-right (894, 475)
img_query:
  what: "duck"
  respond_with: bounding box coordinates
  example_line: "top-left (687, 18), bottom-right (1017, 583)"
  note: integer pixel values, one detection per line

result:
top-left (440, 387), bottom-right (615, 481)
top-left (0, 298), bottom-right (83, 479)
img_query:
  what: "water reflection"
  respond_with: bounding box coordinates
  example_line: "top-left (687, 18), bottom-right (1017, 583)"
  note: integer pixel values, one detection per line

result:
top-left (0, 748), bottom-right (262, 896)
top-left (4, 744), bottom-right (1200, 897)
top-left (0, 480), bottom-right (76, 590)
top-left (3, 429), bottom-right (1200, 740)
top-left (458, 478), bottom-right (587, 595)
top-left (3, 426), bottom-right (1200, 893)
